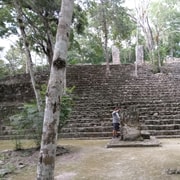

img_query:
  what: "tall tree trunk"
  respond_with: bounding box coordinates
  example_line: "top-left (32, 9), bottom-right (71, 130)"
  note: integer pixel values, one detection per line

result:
top-left (100, 0), bottom-right (110, 76)
top-left (37, 0), bottom-right (74, 179)
top-left (13, 0), bottom-right (42, 112)
top-left (146, 16), bottom-right (154, 52)
top-left (135, 0), bottom-right (155, 63)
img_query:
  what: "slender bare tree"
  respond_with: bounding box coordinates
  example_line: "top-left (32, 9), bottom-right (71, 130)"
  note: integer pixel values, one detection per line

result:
top-left (134, 0), bottom-right (155, 63)
top-left (13, 0), bottom-right (42, 112)
top-left (37, 0), bottom-right (74, 179)
top-left (100, 0), bottom-right (110, 76)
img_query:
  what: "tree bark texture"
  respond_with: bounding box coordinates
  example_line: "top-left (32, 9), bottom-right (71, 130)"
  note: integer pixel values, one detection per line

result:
top-left (37, 0), bottom-right (74, 179)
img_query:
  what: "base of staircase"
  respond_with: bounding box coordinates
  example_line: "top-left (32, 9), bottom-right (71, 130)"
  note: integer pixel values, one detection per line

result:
top-left (156, 135), bottom-right (180, 138)
top-left (106, 136), bottom-right (161, 148)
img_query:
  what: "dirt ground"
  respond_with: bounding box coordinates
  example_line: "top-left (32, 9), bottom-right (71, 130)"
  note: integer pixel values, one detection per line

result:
top-left (1, 138), bottom-right (180, 180)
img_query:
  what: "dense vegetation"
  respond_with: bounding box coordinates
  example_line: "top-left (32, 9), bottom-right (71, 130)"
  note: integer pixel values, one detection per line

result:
top-left (0, 0), bottom-right (179, 78)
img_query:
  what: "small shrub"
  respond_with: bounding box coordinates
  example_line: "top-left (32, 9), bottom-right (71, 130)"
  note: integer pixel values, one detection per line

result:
top-left (10, 85), bottom-right (75, 148)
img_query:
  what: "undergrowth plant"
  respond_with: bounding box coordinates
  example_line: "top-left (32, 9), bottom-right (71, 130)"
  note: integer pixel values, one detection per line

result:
top-left (10, 85), bottom-right (75, 149)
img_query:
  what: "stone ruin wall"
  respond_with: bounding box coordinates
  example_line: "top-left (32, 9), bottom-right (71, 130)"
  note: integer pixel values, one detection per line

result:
top-left (0, 71), bottom-right (49, 133)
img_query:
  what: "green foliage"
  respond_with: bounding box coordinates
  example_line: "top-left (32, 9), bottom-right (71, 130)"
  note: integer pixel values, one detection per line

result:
top-left (59, 87), bottom-right (75, 129)
top-left (0, 0), bottom-right (88, 65)
top-left (10, 102), bottom-right (43, 147)
top-left (150, 45), bottom-right (167, 74)
top-left (68, 32), bottom-right (104, 64)
top-left (88, 0), bottom-right (135, 44)
top-left (0, 2), bottom-right (18, 37)
top-left (10, 85), bottom-right (75, 148)
top-left (120, 45), bottom-right (136, 64)
top-left (5, 45), bottom-right (27, 75)
top-left (1, 0), bottom-right (179, 67)
top-left (73, 4), bottom-right (88, 34)
top-left (0, 60), bottom-right (9, 78)
top-left (167, 32), bottom-right (180, 57)
top-left (147, 0), bottom-right (180, 59)
top-left (146, 42), bottom-right (168, 71)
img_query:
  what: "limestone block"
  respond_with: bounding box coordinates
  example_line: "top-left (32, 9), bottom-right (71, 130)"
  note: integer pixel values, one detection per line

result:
top-left (122, 124), bottom-right (143, 141)
top-left (112, 46), bottom-right (120, 64)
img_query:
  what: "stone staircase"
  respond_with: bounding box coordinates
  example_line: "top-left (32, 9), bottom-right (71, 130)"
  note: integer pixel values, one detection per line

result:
top-left (60, 61), bottom-right (180, 138)
top-left (1, 60), bottom-right (180, 139)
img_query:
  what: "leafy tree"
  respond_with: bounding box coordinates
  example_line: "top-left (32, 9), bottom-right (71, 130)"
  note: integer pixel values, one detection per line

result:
top-left (129, 0), bottom-right (180, 70)
top-left (133, 0), bottom-right (155, 60)
top-left (149, 0), bottom-right (180, 58)
top-left (150, 0), bottom-right (180, 66)
top-left (5, 45), bottom-right (26, 75)
top-left (120, 45), bottom-right (136, 64)
top-left (13, 0), bottom-right (43, 112)
top-left (0, 59), bottom-right (9, 78)
top-left (68, 32), bottom-right (104, 64)
top-left (86, 0), bottom-right (135, 71)
top-left (0, 0), bottom-right (88, 66)
top-left (0, 1), bottom-right (18, 37)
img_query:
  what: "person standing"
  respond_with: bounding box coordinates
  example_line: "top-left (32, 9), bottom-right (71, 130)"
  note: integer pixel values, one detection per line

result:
top-left (112, 107), bottom-right (120, 138)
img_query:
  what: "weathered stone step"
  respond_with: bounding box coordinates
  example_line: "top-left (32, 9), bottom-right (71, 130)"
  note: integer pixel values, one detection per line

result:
top-left (139, 106), bottom-right (180, 111)
top-left (59, 131), bottom-right (112, 139)
top-left (141, 124), bottom-right (180, 131)
top-left (68, 115), bottom-right (110, 121)
top-left (139, 114), bottom-right (180, 120)
top-left (140, 110), bottom-right (180, 116)
top-left (147, 129), bottom-right (180, 136)
top-left (73, 88), bottom-right (180, 96)
top-left (65, 122), bottom-right (112, 128)
top-left (74, 95), bottom-right (180, 103)
top-left (144, 119), bottom-right (180, 125)
top-left (61, 126), bottom-right (112, 133)
top-left (156, 135), bottom-right (180, 138)
top-left (0, 129), bottom-right (37, 136)
top-left (0, 134), bottom-right (36, 140)
top-left (137, 102), bottom-right (180, 108)
top-left (67, 116), bottom-right (111, 122)
top-left (70, 108), bottom-right (180, 116)
top-left (69, 112), bottom-right (111, 118)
